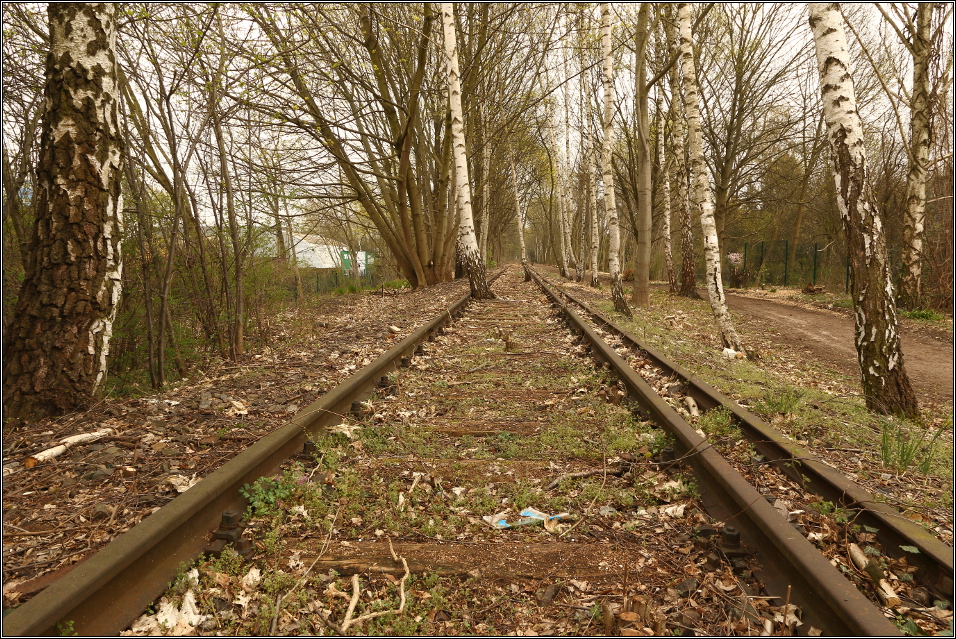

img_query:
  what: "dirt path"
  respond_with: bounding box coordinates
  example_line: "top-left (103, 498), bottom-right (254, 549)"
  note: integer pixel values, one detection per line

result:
top-left (723, 292), bottom-right (954, 406)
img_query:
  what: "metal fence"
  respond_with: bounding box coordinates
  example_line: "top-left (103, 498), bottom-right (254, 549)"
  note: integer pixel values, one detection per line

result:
top-left (723, 241), bottom-right (853, 292)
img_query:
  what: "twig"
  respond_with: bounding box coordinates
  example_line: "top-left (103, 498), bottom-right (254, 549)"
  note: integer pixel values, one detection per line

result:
top-left (269, 507), bottom-right (340, 634)
top-left (341, 556), bottom-right (410, 632)
top-left (783, 584), bottom-right (792, 636)
top-left (339, 574), bottom-right (362, 633)
top-left (559, 456), bottom-right (609, 539)
top-left (545, 466), bottom-right (625, 490)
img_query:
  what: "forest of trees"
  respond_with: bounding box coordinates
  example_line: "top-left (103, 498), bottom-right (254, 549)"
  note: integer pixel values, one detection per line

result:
top-left (2, 3), bottom-right (952, 419)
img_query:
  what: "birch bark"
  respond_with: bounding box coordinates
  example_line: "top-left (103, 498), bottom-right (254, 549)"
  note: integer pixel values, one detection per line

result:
top-left (587, 119), bottom-right (602, 288)
top-left (898, 3), bottom-right (933, 310)
top-left (660, 114), bottom-right (677, 293)
top-left (632, 3), bottom-right (652, 307)
top-left (808, 3), bottom-right (917, 417)
top-left (509, 145), bottom-right (531, 281)
top-left (664, 8), bottom-right (697, 298)
top-left (550, 103), bottom-right (571, 279)
top-left (602, 3), bottom-right (631, 316)
top-left (442, 2), bottom-right (493, 299)
top-left (3, 3), bottom-right (125, 421)
top-left (678, 2), bottom-right (744, 352)
top-left (562, 37), bottom-right (578, 277)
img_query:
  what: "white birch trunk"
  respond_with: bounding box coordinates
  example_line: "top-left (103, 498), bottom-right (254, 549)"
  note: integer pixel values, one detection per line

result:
top-left (508, 145), bottom-right (530, 281)
top-left (602, 3), bottom-right (631, 316)
top-left (898, 3), bottom-right (932, 309)
top-left (550, 109), bottom-right (570, 278)
top-left (442, 2), bottom-right (492, 299)
top-left (660, 113), bottom-right (676, 293)
top-left (665, 7), bottom-right (697, 298)
top-left (3, 4), bottom-right (125, 421)
top-left (587, 97), bottom-right (601, 287)
top-left (808, 3), bottom-right (917, 417)
top-left (562, 38), bottom-right (577, 276)
top-left (678, 2), bottom-right (743, 352)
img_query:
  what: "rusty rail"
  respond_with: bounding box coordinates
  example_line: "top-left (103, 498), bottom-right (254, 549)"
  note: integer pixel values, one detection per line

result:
top-left (540, 272), bottom-right (953, 602)
top-left (4, 271), bottom-right (503, 636)
top-left (531, 269), bottom-right (900, 636)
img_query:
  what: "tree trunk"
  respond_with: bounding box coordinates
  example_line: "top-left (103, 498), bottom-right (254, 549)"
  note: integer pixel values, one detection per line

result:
top-left (678, 2), bottom-right (744, 353)
top-left (509, 146), bottom-right (531, 281)
top-left (788, 113), bottom-right (826, 276)
top-left (632, 3), bottom-right (652, 307)
top-left (479, 106), bottom-right (490, 265)
top-left (898, 3), bottom-right (933, 310)
top-left (602, 4), bottom-right (631, 317)
top-left (665, 8), bottom-right (697, 298)
top-left (550, 118), bottom-right (571, 279)
top-left (587, 99), bottom-right (601, 288)
top-left (562, 43), bottom-right (577, 277)
top-left (808, 3), bottom-right (918, 418)
top-left (284, 202), bottom-right (304, 306)
top-left (273, 194), bottom-right (286, 264)
top-left (442, 2), bottom-right (493, 299)
top-left (3, 4), bottom-right (124, 422)
top-left (209, 76), bottom-right (244, 358)
top-left (660, 116), bottom-right (677, 293)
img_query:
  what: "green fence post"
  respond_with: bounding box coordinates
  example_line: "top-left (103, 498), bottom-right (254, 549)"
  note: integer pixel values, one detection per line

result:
top-left (845, 254), bottom-right (850, 294)
top-left (813, 243), bottom-right (818, 285)
top-left (743, 243), bottom-right (748, 271)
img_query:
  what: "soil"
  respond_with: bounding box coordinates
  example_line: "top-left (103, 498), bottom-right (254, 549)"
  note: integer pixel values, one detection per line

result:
top-left (721, 291), bottom-right (954, 407)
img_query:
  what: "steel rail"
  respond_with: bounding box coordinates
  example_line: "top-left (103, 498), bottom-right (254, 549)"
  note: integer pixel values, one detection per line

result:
top-left (531, 269), bottom-right (900, 636)
top-left (541, 272), bottom-right (953, 601)
top-left (4, 271), bottom-right (503, 637)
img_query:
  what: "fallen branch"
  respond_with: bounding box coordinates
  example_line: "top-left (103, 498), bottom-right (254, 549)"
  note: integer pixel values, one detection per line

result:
top-left (545, 466), bottom-right (625, 490)
top-left (18, 427), bottom-right (118, 471)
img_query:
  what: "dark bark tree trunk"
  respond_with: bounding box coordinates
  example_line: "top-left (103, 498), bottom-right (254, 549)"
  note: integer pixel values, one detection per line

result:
top-left (809, 4), bottom-right (918, 418)
top-left (3, 3), bottom-right (125, 422)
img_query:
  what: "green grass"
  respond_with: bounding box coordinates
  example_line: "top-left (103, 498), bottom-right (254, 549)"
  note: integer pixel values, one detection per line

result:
top-left (586, 289), bottom-right (953, 502)
top-left (900, 308), bottom-right (945, 321)
top-left (880, 417), bottom-right (950, 476)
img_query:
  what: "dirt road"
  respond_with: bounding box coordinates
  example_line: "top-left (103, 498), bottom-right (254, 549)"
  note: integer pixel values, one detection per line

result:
top-left (724, 292), bottom-right (953, 406)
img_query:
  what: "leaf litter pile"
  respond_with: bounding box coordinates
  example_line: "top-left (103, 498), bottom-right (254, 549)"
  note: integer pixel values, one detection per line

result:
top-left (2, 278), bottom-right (473, 608)
top-left (545, 270), bottom-right (953, 634)
top-left (124, 268), bottom-right (824, 636)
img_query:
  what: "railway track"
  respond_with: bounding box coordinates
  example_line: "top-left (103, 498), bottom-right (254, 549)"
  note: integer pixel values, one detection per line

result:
top-left (534, 270), bottom-right (953, 594)
top-left (3, 266), bottom-right (946, 635)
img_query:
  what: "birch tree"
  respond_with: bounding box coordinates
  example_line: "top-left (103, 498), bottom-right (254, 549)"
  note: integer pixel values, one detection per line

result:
top-left (602, 3), bottom-right (631, 317)
top-left (659, 114), bottom-right (677, 292)
top-left (3, 4), bottom-right (125, 421)
top-left (677, 2), bottom-right (745, 353)
top-left (808, 3), bottom-right (918, 418)
top-left (876, 3), bottom-right (940, 309)
top-left (509, 144), bottom-right (531, 281)
top-left (664, 7), bottom-right (697, 298)
top-left (443, 2), bottom-right (493, 299)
